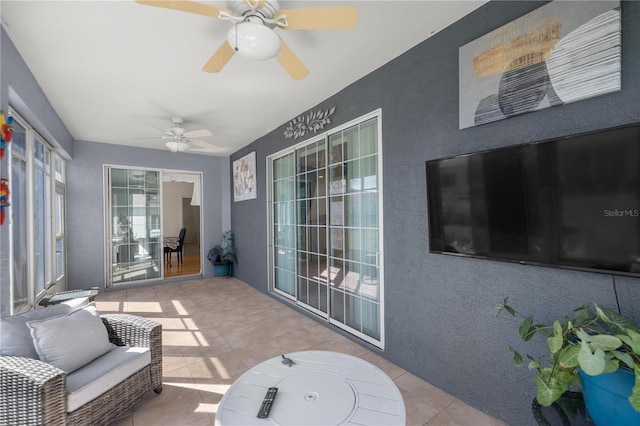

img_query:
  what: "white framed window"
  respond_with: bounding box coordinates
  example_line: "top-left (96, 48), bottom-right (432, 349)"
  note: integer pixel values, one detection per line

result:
top-left (9, 109), bottom-right (66, 314)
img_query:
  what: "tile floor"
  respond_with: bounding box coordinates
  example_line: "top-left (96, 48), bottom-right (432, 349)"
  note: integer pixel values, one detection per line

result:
top-left (96, 277), bottom-right (504, 426)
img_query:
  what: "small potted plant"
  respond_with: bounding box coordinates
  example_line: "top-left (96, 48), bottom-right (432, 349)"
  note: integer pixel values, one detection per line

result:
top-left (207, 230), bottom-right (236, 277)
top-left (494, 298), bottom-right (640, 425)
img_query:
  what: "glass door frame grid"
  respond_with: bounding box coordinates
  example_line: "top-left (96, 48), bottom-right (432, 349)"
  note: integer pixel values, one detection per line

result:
top-left (266, 109), bottom-right (384, 348)
top-left (103, 165), bottom-right (163, 287)
top-left (294, 135), bottom-right (330, 320)
top-left (268, 139), bottom-right (329, 308)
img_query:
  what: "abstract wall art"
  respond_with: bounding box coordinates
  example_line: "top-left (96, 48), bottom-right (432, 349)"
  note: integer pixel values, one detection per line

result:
top-left (459, 1), bottom-right (621, 129)
top-left (233, 151), bottom-right (256, 202)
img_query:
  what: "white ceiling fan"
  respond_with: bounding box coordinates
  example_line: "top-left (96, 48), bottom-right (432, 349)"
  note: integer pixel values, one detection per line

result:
top-left (142, 117), bottom-right (220, 153)
top-left (135, 0), bottom-right (358, 80)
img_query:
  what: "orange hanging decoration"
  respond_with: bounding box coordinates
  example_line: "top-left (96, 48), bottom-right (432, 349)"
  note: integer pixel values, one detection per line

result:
top-left (0, 178), bottom-right (9, 226)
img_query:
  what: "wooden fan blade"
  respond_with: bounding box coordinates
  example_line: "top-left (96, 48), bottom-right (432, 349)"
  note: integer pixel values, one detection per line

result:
top-left (202, 41), bottom-right (235, 73)
top-left (274, 7), bottom-right (358, 30)
top-left (276, 39), bottom-right (309, 80)
top-left (135, 0), bottom-right (230, 18)
top-left (184, 129), bottom-right (212, 138)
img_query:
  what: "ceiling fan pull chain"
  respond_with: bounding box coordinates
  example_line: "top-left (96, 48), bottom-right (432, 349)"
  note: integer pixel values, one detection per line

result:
top-left (234, 23), bottom-right (239, 52)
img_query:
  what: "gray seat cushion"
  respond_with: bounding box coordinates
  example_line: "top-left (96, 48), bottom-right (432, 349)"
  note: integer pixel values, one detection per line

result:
top-left (0, 297), bottom-right (90, 359)
top-left (66, 346), bottom-right (151, 412)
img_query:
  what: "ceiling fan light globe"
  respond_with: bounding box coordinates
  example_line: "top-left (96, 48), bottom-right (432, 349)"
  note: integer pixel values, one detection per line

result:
top-left (227, 21), bottom-right (281, 60)
top-left (165, 141), bottom-right (190, 152)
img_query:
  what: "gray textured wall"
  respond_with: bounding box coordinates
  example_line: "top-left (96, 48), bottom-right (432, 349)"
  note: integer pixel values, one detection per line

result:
top-left (230, 2), bottom-right (640, 424)
top-left (0, 28), bottom-right (74, 156)
top-left (66, 140), bottom-right (230, 291)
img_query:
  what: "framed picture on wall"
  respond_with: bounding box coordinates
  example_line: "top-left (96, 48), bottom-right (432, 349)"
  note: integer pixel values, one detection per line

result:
top-left (233, 151), bottom-right (257, 202)
top-left (459, 0), bottom-right (621, 129)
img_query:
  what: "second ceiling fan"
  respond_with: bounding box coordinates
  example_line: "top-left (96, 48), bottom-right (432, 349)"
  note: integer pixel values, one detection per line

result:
top-left (135, 0), bottom-right (358, 80)
top-left (141, 117), bottom-right (220, 153)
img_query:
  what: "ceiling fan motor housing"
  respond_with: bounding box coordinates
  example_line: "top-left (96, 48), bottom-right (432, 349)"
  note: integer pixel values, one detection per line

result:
top-left (228, 0), bottom-right (280, 22)
top-left (168, 126), bottom-right (187, 135)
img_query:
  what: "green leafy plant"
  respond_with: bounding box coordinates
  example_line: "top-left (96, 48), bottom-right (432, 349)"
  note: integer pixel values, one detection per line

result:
top-left (494, 298), bottom-right (640, 411)
top-left (207, 230), bottom-right (236, 265)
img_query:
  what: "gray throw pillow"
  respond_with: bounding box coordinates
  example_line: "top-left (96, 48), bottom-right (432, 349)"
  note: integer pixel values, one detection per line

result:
top-left (27, 303), bottom-right (116, 373)
top-left (0, 297), bottom-right (90, 358)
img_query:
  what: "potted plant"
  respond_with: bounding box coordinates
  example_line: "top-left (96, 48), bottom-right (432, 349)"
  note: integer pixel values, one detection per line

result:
top-left (207, 230), bottom-right (236, 277)
top-left (494, 298), bottom-right (640, 425)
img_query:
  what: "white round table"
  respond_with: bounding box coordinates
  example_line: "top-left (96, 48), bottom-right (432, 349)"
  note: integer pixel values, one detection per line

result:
top-left (215, 350), bottom-right (405, 425)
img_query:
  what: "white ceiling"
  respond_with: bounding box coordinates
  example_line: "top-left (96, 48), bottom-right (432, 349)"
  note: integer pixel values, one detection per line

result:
top-left (1, 0), bottom-right (486, 156)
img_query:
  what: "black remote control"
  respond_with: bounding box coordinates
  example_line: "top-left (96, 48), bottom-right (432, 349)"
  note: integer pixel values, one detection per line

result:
top-left (257, 387), bottom-right (278, 418)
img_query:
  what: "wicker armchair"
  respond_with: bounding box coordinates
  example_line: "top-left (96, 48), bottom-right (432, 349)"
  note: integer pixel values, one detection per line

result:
top-left (0, 313), bottom-right (162, 426)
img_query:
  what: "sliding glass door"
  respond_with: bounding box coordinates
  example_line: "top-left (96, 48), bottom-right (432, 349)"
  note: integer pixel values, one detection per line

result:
top-left (106, 167), bottom-right (161, 285)
top-left (268, 111), bottom-right (383, 347)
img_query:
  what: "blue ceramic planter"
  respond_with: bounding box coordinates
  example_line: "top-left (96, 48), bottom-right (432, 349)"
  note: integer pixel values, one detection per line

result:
top-left (213, 263), bottom-right (231, 277)
top-left (579, 368), bottom-right (640, 426)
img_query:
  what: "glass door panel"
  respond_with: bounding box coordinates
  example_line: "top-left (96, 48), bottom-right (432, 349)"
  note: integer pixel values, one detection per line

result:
top-left (272, 153), bottom-right (296, 296)
top-left (33, 138), bottom-right (51, 295)
top-left (108, 168), bottom-right (161, 285)
top-left (54, 187), bottom-right (66, 284)
top-left (328, 117), bottom-right (381, 341)
top-left (295, 140), bottom-right (329, 316)
top-left (11, 120), bottom-right (29, 312)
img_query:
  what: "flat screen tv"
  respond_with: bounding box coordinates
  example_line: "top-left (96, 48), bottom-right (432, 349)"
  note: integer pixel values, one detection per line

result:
top-left (426, 124), bottom-right (640, 277)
